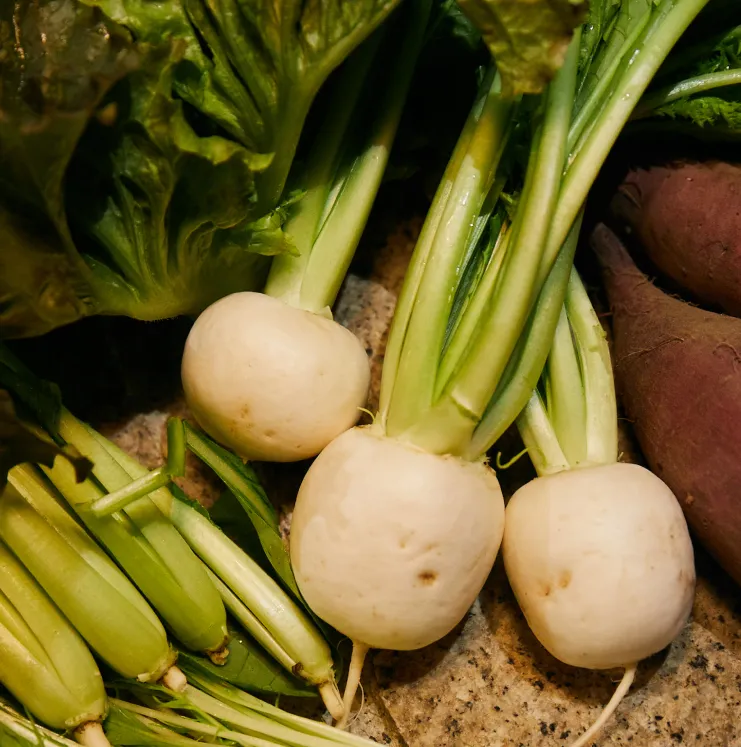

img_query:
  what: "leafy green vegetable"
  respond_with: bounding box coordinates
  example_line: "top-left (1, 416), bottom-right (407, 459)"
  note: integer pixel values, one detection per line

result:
top-left (0, 0), bottom-right (400, 338)
top-left (0, 347), bottom-right (91, 489)
top-left (179, 425), bottom-right (302, 594)
top-left (631, 15), bottom-right (740, 134)
top-left (104, 704), bottom-right (216, 746)
top-left (455, 0), bottom-right (589, 95)
top-left (178, 639), bottom-right (316, 697)
top-left (0, 0), bottom-right (139, 338)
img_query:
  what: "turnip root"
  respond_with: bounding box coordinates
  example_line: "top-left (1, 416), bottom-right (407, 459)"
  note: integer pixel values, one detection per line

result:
top-left (504, 463), bottom-right (695, 670)
top-left (593, 222), bottom-right (741, 586)
top-left (505, 266), bottom-right (697, 747)
top-left (290, 426), bottom-right (505, 652)
top-left (181, 292), bottom-right (370, 462)
top-left (610, 161), bottom-right (741, 316)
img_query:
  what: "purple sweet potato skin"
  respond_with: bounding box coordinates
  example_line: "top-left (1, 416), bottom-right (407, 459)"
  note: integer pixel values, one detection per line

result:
top-left (610, 161), bottom-right (741, 317)
top-left (592, 223), bottom-right (741, 586)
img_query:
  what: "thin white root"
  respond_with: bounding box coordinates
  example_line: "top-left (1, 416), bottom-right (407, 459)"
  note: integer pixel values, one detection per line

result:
top-left (73, 721), bottom-right (112, 747)
top-left (336, 641), bottom-right (370, 730)
top-left (319, 680), bottom-right (345, 722)
top-left (570, 664), bottom-right (638, 747)
top-left (161, 665), bottom-right (188, 693)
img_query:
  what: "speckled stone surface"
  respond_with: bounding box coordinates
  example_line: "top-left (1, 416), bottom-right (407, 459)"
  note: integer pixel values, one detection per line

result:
top-left (92, 215), bottom-right (741, 747)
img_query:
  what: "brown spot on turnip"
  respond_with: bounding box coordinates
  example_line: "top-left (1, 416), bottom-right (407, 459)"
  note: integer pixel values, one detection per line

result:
top-left (558, 570), bottom-right (572, 589)
top-left (418, 570), bottom-right (438, 585)
top-left (541, 583), bottom-right (552, 597)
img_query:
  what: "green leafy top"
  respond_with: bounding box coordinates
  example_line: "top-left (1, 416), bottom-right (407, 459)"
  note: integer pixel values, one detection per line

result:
top-left (456, 0), bottom-right (589, 95)
top-left (0, 0), bottom-right (400, 338)
top-left (631, 7), bottom-right (740, 134)
top-left (0, 347), bottom-right (91, 490)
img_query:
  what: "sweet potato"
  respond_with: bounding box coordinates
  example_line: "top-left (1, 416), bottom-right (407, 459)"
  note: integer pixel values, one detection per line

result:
top-left (592, 222), bottom-right (741, 586)
top-left (610, 161), bottom-right (741, 316)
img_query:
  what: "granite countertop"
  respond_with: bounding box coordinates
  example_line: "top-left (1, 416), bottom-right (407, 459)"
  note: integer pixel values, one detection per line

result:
top-left (37, 209), bottom-right (739, 747)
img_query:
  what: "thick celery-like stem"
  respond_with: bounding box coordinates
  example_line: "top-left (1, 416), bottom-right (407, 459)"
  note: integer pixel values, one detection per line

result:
top-left (544, 307), bottom-right (587, 467)
top-left (265, 0), bottom-right (430, 314)
top-left (516, 392), bottom-right (569, 477)
top-left (541, 0), bottom-right (712, 280)
top-left (381, 69), bottom-right (514, 436)
top-left (46, 414), bottom-right (228, 656)
top-left (377, 67), bottom-right (506, 428)
top-left (0, 478), bottom-right (175, 684)
top-left (564, 271), bottom-right (618, 466)
top-left (263, 33), bottom-right (383, 307)
top-left (81, 426), bottom-right (342, 718)
top-left (399, 36), bottom-right (580, 455)
top-left (515, 267), bottom-right (618, 476)
top-left (465, 216), bottom-right (582, 460)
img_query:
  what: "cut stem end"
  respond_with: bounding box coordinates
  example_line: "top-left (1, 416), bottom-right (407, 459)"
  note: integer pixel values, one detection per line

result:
top-left (73, 721), bottom-right (112, 747)
top-left (161, 665), bottom-right (188, 693)
top-left (318, 679), bottom-right (345, 722)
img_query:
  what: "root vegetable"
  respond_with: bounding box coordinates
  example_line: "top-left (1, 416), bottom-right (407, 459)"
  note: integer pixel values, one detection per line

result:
top-left (610, 160), bottom-right (741, 316)
top-left (504, 462), bottom-right (695, 671)
top-left (181, 292), bottom-right (370, 462)
top-left (593, 222), bottom-right (741, 586)
top-left (290, 426), bottom-right (505, 652)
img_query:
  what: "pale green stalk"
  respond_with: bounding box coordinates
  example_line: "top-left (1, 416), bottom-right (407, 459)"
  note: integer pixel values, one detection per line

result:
top-left (434, 221), bottom-right (510, 396)
top-left (0, 540), bottom-right (108, 737)
top-left (265, 0), bottom-right (431, 315)
top-left (376, 77), bottom-right (498, 426)
top-left (264, 32), bottom-right (384, 308)
top-left (381, 69), bottom-right (514, 436)
top-left (544, 306), bottom-right (587, 466)
top-left (204, 568), bottom-right (297, 674)
top-left (44, 413), bottom-right (228, 657)
top-left (0, 701), bottom-right (88, 747)
top-left (541, 0), bottom-right (713, 281)
top-left (515, 393), bottom-right (570, 477)
top-left (1, 473), bottom-right (174, 683)
top-left (75, 423), bottom-right (343, 718)
top-left (465, 214), bottom-right (583, 460)
top-left (516, 268), bottom-right (618, 476)
top-left (564, 271), bottom-right (618, 466)
top-left (182, 665), bottom-right (377, 747)
top-left (632, 68), bottom-right (741, 118)
top-left (568, 10), bottom-right (652, 155)
top-left (110, 700), bottom-right (268, 747)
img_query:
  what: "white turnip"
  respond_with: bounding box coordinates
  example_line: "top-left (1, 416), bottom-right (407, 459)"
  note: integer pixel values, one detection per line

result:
top-left (181, 4), bottom-right (429, 463)
top-left (291, 426), bottom-right (505, 652)
top-left (182, 292), bottom-right (370, 462)
top-left (504, 463), bottom-right (695, 668)
top-left (503, 268), bottom-right (696, 747)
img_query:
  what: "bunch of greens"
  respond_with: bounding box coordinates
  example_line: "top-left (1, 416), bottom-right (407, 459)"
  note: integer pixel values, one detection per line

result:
top-left (632, 2), bottom-right (740, 136)
top-left (0, 0), bottom-right (399, 338)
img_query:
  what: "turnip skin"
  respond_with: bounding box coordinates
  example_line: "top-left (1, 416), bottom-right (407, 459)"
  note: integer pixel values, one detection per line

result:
top-left (503, 462), bottom-right (695, 670)
top-left (181, 292), bottom-right (371, 462)
top-left (290, 426), bottom-right (505, 651)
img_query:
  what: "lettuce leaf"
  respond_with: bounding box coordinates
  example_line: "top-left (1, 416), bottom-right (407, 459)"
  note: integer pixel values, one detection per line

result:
top-left (455, 0), bottom-right (588, 95)
top-left (0, 0), bottom-right (399, 338)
